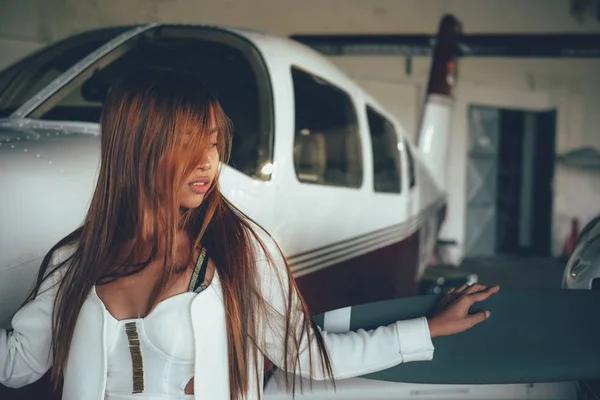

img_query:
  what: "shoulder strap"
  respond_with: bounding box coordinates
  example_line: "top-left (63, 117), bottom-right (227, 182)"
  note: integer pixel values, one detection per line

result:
top-left (188, 247), bottom-right (210, 293)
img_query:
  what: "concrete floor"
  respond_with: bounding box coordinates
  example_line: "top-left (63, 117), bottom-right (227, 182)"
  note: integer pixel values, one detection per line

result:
top-left (422, 255), bottom-right (567, 293)
top-left (459, 255), bottom-right (566, 290)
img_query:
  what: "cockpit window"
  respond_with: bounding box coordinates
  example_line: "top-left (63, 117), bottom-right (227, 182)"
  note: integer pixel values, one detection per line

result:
top-left (23, 26), bottom-right (274, 180)
top-left (291, 67), bottom-right (363, 188)
top-left (0, 27), bottom-right (130, 118)
top-left (367, 106), bottom-right (402, 193)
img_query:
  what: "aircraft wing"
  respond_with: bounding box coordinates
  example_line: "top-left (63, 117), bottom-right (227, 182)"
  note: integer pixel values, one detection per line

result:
top-left (310, 290), bottom-right (600, 384)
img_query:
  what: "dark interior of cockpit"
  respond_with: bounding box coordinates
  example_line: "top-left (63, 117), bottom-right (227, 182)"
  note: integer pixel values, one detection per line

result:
top-left (3, 29), bottom-right (272, 179)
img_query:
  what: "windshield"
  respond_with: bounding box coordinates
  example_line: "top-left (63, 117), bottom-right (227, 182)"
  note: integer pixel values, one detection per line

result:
top-left (0, 27), bottom-right (131, 117)
top-left (20, 26), bottom-right (274, 180)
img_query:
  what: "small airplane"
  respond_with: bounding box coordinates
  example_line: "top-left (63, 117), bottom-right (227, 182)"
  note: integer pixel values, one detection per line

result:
top-left (0, 15), bottom-right (457, 321)
top-left (1, 14), bottom-right (598, 400)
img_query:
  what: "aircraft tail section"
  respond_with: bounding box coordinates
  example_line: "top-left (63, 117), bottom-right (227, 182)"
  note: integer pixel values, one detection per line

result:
top-left (417, 15), bottom-right (462, 192)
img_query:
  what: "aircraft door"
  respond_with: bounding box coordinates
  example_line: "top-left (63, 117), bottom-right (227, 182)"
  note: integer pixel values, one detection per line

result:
top-left (270, 65), bottom-right (370, 277)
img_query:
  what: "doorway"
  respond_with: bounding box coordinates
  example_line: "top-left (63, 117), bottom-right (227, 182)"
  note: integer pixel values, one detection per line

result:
top-left (465, 105), bottom-right (556, 258)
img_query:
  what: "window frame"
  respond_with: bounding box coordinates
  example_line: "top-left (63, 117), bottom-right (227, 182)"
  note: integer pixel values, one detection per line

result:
top-left (21, 26), bottom-right (275, 181)
top-left (365, 105), bottom-right (403, 194)
top-left (0, 26), bottom-right (132, 117)
top-left (405, 138), bottom-right (417, 189)
top-left (290, 66), bottom-right (363, 189)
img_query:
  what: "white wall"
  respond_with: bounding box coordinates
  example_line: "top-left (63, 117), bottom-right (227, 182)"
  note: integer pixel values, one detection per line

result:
top-left (448, 59), bottom-right (600, 261)
top-left (1, 0), bottom-right (600, 262)
top-left (2, 0), bottom-right (600, 64)
top-left (0, 37), bottom-right (43, 70)
top-left (333, 54), bottom-right (600, 261)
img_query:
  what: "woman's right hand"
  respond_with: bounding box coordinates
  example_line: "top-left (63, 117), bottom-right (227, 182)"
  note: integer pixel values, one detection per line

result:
top-left (427, 283), bottom-right (500, 338)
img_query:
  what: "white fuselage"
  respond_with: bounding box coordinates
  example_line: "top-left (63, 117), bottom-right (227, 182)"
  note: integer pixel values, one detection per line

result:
top-left (0, 25), bottom-right (446, 326)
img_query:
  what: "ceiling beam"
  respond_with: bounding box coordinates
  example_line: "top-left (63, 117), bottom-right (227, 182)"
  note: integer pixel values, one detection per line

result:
top-left (290, 33), bottom-right (600, 58)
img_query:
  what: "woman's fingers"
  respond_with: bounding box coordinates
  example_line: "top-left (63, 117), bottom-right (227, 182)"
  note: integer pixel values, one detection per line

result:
top-left (430, 284), bottom-right (499, 337)
top-left (464, 283), bottom-right (487, 294)
top-left (466, 310), bottom-right (491, 328)
top-left (470, 285), bottom-right (500, 303)
top-left (455, 284), bottom-right (469, 293)
top-left (454, 284), bottom-right (500, 314)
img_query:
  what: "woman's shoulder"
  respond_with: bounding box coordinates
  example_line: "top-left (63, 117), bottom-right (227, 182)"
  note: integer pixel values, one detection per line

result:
top-left (51, 243), bottom-right (78, 266)
top-left (43, 242), bottom-right (78, 282)
top-left (245, 221), bottom-right (282, 263)
top-left (243, 222), bottom-right (292, 292)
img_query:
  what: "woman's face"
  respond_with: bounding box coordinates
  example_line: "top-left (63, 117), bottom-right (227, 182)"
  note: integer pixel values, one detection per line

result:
top-left (179, 129), bottom-right (220, 210)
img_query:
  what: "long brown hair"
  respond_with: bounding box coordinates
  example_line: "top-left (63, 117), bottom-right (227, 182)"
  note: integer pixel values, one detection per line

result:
top-left (30, 68), bottom-right (332, 398)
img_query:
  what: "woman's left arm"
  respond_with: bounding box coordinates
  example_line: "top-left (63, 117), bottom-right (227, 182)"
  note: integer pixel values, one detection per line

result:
top-left (256, 232), bottom-right (434, 381)
top-left (0, 249), bottom-right (69, 388)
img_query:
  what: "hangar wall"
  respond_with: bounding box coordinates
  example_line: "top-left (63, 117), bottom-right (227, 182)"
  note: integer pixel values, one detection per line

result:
top-left (334, 56), bottom-right (600, 262)
top-left (3, 0), bottom-right (600, 70)
top-left (1, 0), bottom-right (599, 263)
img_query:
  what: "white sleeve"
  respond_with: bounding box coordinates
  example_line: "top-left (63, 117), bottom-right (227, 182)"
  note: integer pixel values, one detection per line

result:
top-left (0, 251), bottom-right (67, 388)
top-left (255, 231), bottom-right (435, 381)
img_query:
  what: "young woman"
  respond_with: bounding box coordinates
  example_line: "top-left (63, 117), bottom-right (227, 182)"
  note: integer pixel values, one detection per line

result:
top-left (0, 68), bottom-right (499, 400)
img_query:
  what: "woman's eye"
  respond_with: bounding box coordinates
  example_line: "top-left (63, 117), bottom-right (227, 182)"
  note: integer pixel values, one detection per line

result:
top-left (211, 143), bottom-right (218, 148)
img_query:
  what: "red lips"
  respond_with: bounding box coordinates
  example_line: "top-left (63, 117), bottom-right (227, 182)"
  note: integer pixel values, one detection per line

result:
top-left (188, 176), bottom-right (211, 195)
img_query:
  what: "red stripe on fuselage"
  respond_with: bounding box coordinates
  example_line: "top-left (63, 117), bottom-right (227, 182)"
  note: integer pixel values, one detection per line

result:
top-left (295, 229), bottom-right (420, 315)
top-left (296, 202), bottom-right (447, 315)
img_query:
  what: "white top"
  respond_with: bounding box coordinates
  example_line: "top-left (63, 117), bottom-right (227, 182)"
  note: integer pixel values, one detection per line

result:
top-left (104, 292), bottom-right (196, 400)
top-left (0, 230), bottom-right (436, 400)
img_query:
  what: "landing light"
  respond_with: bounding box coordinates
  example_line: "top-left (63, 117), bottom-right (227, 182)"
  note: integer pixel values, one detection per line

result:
top-left (261, 163), bottom-right (274, 176)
